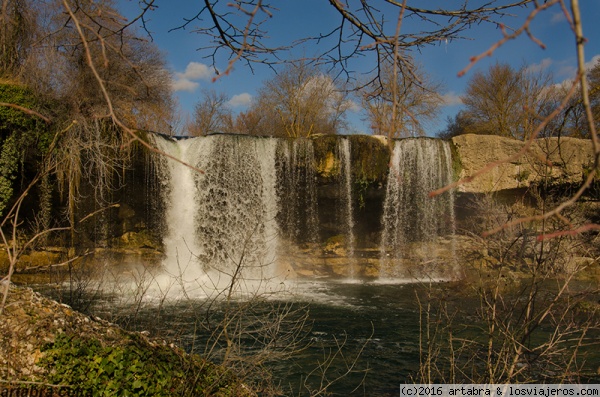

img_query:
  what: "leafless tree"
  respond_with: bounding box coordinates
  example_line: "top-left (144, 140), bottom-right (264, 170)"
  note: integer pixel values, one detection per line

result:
top-left (460, 62), bottom-right (555, 140)
top-left (362, 58), bottom-right (443, 137)
top-left (415, 191), bottom-right (600, 384)
top-left (250, 61), bottom-right (351, 137)
top-left (175, 1), bottom-right (534, 83)
top-left (187, 89), bottom-right (233, 136)
top-left (0, 0), bottom-right (39, 76)
top-left (233, 108), bottom-right (264, 136)
top-left (427, 1), bottom-right (599, 241)
top-left (549, 58), bottom-right (600, 138)
top-left (0, 0), bottom-right (175, 133)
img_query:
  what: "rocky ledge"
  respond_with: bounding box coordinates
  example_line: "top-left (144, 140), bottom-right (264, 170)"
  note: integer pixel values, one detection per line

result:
top-left (0, 284), bottom-right (254, 396)
top-left (452, 134), bottom-right (597, 193)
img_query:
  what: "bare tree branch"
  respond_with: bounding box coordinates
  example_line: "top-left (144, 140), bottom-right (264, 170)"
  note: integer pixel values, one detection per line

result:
top-left (0, 102), bottom-right (51, 123)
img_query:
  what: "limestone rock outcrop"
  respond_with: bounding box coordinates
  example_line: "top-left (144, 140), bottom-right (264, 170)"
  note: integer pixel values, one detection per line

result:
top-left (451, 134), bottom-right (596, 193)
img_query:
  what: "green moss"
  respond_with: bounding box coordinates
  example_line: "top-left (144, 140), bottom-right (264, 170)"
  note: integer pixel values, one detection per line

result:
top-left (40, 333), bottom-right (249, 396)
top-left (449, 140), bottom-right (463, 182)
top-left (515, 169), bottom-right (531, 183)
top-left (312, 135), bottom-right (390, 209)
top-left (312, 134), bottom-right (339, 180)
top-left (348, 135), bottom-right (390, 183)
top-left (311, 135), bottom-right (391, 184)
top-left (0, 133), bottom-right (18, 213)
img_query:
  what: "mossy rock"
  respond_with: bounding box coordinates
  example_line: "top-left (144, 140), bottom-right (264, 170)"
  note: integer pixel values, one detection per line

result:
top-left (448, 139), bottom-right (463, 182)
top-left (311, 134), bottom-right (391, 184)
top-left (323, 234), bottom-right (351, 257)
top-left (111, 230), bottom-right (162, 250)
top-left (40, 333), bottom-right (250, 397)
top-left (312, 134), bottom-right (339, 181)
top-left (348, 135), bottom-right (390, 183)
top-left (0, 286), bottom-right (255, 396)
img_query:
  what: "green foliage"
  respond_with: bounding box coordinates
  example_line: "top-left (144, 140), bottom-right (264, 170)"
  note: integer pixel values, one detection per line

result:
top-left (354, 177), bottom-right (370, 210)
top-left (515, 169), bottom-right (531, 183)
top-left (0, 83), bottom-right (55, 216)
top-left (0, 83), bottom-right (55, 151)
top-left (0, 83), bottom-right (41, 134)
top-left (0, 133), bottom-right (18, 214)
top-left (40, 333), bottom-right (245, 396)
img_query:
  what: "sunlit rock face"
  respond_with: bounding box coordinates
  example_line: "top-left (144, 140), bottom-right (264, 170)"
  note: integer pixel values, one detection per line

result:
top-left (451, 134), bottom-right (596, 193)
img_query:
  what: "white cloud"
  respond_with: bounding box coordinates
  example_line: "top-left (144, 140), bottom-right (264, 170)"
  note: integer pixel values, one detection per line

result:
top-left (557, 64), bottom-right (576, 79)
top-left (553, 54), bottom-right (600, 87)
top-left (171, 78), bottom-right (199, 92)
top-left (228, 93), bottom-right (253, 107)
top-left (171, 62), bottom-right (214, 92)
top-left (441, 92), bottom-right (463, 106)
top-left (526, 58), bottom-right (553, 73)
top-left (584, 54), bottom-right (600, 72)
top-left (550, 12), bottom-right (566, 24)
top-left (179, 62), bottom-right (213, 80)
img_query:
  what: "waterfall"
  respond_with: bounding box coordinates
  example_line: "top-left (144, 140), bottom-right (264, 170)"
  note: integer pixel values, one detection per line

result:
top-left (152, 137), bottom-right (207, 279)
top-left (379, 139), bottom-right (455, 278)
top-left (276, 138), bottom-right (319, 245)
top-left (147, 133), bottom-right (456, 285)
top-left (338, 138), bottom-right (356, 276)
top-left (151, 134), bottom-right (282, 294)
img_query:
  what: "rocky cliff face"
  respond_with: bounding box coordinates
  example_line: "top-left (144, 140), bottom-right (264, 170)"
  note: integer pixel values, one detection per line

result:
top-left (2, 133), bottom-right (597, 277)
top-left (451, 134), bottom-right (596, 193)
top-left (313, 133), bottom-right (597, 195)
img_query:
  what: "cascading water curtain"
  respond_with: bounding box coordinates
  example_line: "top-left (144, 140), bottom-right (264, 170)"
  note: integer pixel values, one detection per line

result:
top-left (337, 138), bottom-right (357, 277)
top-left (151, 135), bottom-right (211, 286)
top-left (151, 134), bottom-right (282, 295)
top-left (379, 138), bottom-right (455, 279)
top-left (275, 138), bottom-right (320, 246)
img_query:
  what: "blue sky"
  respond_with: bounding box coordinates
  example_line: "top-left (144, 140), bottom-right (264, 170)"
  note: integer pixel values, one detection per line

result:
top-left (118, 1), bottom-right (600, 136)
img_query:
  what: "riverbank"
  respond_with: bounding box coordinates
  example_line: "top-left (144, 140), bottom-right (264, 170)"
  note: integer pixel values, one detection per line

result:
top-left (0, 284), bottom-right (255, 396)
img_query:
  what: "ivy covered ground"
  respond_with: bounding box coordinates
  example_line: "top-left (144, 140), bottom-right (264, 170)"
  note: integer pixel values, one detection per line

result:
top-left (0, 285), bottom-right (254, 396)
